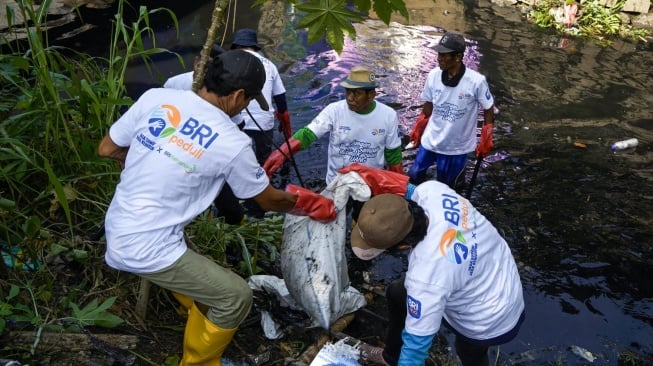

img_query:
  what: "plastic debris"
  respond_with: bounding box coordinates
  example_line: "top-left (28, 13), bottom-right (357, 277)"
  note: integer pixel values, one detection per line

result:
top-left (610, 138), bottom-right (638, 151)
top-left (570, 345), bottom-right (596, 363)
top-left (309, 338), bottom-right (361, 366)
top-left (1, 242), bottom-right (41, 270)
top-left (247, 275), bottom-right (306, 339)
top-left (0, 360), bottom-right (23, 366)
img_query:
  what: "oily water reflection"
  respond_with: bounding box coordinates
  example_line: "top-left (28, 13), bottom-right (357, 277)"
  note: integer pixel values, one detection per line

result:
top-left (95, 0), bottom-right (653, 364)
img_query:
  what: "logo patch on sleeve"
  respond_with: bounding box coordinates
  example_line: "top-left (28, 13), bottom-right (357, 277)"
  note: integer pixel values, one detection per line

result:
top-left (407, 295), bottom-right (422, 319)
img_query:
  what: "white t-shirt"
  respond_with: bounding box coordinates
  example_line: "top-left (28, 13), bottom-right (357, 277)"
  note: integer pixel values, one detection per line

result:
top-left (420, 67), bottom-right (494, 155)
top-left (238, 50), bottom-right (286, 132)
top-left (404, 181), bottom-right (524, 340)
top-left (306, 100), bottom-right (402, 184)
top-left (163, 71), bottom-right (194, 90)
top-left (104, 88), bottom-right (269, 273)
top-left (163, 71), bottom-right (245, 126)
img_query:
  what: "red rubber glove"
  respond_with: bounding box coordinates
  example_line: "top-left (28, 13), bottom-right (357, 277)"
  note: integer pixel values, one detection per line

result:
top-left (387, 163), bottom-right (403, 174)
top-left (286, 184), bottom-right (336, 222)
top-left (338, 163), bottom-right (409, 196)
top-left (409, 112), bottom-right (429, 148)
top-left (263, 137), bottom-right (301, 177)
top-left (476, 124), bottom-right (494, 158)
top-left (275, 110), bottom-right (292, 140)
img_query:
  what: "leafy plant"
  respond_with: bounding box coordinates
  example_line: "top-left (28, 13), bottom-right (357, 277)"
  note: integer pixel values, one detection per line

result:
top-left (187, 213), bottom-right (284, 277)
top-left (253, 0), bottom-right (409, 55)
top-left (67, 296), bottom-right (124, 328)
top-left (526, 0), bottom-right (649, 44)
top-left (578, 0), bottom-right (624, 39)
top-left (0, 281), bottom-right (124, 362)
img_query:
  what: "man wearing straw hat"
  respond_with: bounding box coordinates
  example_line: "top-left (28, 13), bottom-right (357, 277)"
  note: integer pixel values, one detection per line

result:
top-left (263, 65), bottom-right (402, 185)
top-left (262, 65), bottom-right (403, 218)
top-left (338, 163), bottom-right (525, 366)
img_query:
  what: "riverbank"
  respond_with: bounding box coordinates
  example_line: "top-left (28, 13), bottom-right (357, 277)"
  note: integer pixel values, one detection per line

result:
top-left (1, 0), bottom-right (652, 46)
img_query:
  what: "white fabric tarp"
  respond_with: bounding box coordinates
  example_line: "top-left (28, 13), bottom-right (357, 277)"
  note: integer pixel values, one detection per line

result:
top-left (280, 172), bottom-right (370, 329)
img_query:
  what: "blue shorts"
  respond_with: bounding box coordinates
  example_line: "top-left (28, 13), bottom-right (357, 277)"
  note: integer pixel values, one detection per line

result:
top-left (408, 147), bottom-right (468, 189)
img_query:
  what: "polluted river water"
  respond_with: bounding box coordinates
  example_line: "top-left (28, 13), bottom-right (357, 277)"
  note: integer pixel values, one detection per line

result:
top-left (105, 0), bottom-right (653, 363)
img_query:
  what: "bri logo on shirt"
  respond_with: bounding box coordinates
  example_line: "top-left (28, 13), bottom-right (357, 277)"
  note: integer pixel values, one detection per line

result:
top-left (148, 104), bottom-right (220, 159)
top-left (371, 128), bottom-right (386, 136)
top-left (407, 295), bottom-right (422, 319)
top-left (439, 228), bottom-right (469, 264)
top-left (438, 193), bottom-right (470, 264)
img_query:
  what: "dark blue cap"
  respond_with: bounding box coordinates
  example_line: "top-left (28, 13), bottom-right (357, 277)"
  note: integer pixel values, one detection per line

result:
top-left (230, 28), bottom-right (261, 50)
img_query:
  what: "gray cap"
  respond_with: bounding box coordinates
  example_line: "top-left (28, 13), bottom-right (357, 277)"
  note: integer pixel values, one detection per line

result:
top-left (436, 31), bottom-right (466, 54)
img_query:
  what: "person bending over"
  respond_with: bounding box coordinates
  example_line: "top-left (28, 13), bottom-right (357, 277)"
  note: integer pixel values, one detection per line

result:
top-left (339, 163), bottom-right (524, 366)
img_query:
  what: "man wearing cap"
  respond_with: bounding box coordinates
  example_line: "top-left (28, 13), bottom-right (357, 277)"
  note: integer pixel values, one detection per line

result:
top-left (263, 65), bottom-right (403, 186)
top-left (339, 163), bottom-right (525, 366)
top-left (163, 44), bottom-right (226, 90)
top-left (408, 31), bottom-right (495, 191)
top-left (230, 28), bottom-right (291, 218)
top-left (98, 50), bottom-right (337, 365)
top-left (163, 44), bottom-right (247, 226)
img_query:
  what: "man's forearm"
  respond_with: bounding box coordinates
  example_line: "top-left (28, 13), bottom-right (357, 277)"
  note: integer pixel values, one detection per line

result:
top-left (98, 134), bottom-right (129, 164)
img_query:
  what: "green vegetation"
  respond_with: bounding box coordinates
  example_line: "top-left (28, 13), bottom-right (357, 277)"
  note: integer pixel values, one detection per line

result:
top-left (527, 0), bottom-right (650, 45)
top-left (0, 0), bottom-right (288, 362)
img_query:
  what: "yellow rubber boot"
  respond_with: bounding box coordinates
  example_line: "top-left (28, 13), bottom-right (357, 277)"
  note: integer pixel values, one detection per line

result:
top-left (180, 303), bottom-right (237, 366)
top-left (172, 292), bottom-right (194, 317)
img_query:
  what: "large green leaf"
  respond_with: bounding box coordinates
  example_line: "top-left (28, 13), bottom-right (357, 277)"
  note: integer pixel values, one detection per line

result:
top-left (69, 296), bottom-right (124, 328)
top-left (296, 0), bottom-right (364, 54)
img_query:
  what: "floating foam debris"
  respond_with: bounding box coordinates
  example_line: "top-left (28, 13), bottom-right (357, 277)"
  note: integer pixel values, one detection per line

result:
top-left (570, 345), bottom-right (596, 363)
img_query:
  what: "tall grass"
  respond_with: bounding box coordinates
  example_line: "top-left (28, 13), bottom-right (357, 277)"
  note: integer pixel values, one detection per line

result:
top-left (0, 0), bottom-right (181, 267)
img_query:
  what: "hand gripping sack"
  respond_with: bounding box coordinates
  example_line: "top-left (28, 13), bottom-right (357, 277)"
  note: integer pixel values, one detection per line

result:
top-left (280, 172), bottom-right (371, 329)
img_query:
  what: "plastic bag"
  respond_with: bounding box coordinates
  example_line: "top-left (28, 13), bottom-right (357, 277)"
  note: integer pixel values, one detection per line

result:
top-left (309, 338), bottom-right (361, 366)
top-left (281, 172), bottom-right (371, 329)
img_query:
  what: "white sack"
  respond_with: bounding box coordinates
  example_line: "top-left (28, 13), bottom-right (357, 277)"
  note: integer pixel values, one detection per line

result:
top-left (281, 172), bottom-right (371, 329)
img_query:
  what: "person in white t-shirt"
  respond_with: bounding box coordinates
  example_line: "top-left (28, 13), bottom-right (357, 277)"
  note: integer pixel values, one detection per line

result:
top-left (408, 31), bottom-right (495, 191)
top-left (263, 65), bottom-right (403, 185)
top-left (338, 163), bottom-right (525, 366)
top-left (98, 50), bottom-right (336, 365)
top-left (163, 44), bottom-right (247, 225)
top-left (230, 28), bottom-right (291, 218)
top-left (163, 44), bottom-right (224, 90)
top-left (262, 65), bottom-right (403, 220)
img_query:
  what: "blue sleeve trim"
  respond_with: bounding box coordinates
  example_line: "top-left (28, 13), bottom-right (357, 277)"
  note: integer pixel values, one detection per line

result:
top-left (405, 183), bottom-right (416, 200)
top-left (399, 330), bottom-right (435, 365)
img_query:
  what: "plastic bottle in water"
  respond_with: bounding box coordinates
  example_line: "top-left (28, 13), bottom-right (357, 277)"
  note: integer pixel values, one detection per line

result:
top-left (610, 138), bottom-right (638, 151)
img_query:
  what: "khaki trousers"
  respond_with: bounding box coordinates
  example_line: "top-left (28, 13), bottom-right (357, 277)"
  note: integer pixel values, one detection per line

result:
top-left (140, 248), bottom-right (252, 329)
